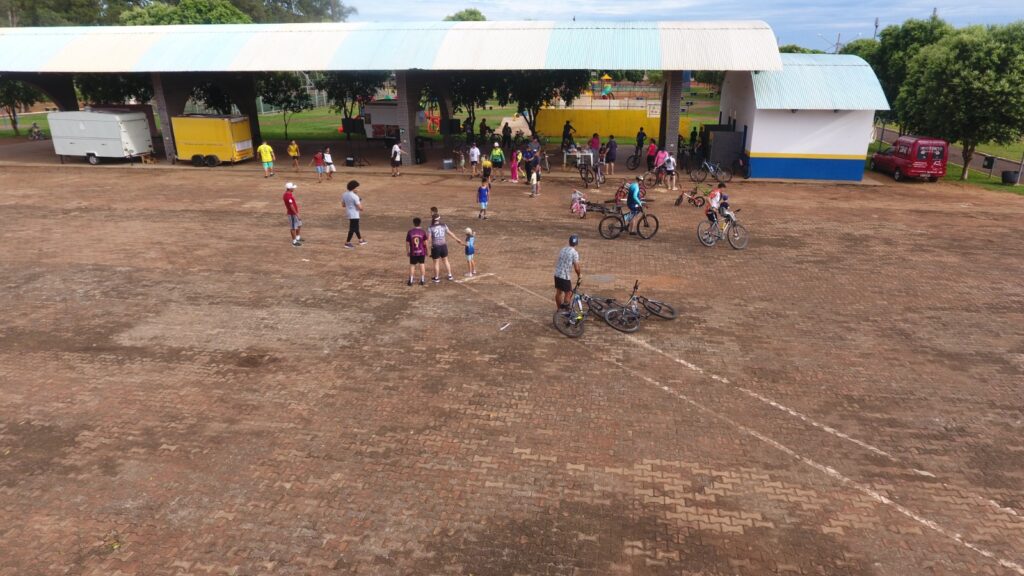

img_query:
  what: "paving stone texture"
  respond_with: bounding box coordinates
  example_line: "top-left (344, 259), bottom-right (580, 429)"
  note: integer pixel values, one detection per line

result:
top-left (0, 160), bottom-right (1022, 576)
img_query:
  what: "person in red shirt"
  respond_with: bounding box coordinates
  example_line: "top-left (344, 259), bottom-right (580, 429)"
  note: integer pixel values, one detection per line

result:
top-left (646, 141), bottom-right (658, 171)
top-left (283, 182), bottom-right (302, 247)
top-left (405, 217), bottom-right (429, 286)
top-left (309, 149), bottom-right (325, 183)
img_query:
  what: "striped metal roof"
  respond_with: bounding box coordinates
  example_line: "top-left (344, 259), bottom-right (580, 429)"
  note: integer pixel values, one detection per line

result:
top-left (752, 53), bottom-right (890, 111)
top-left (0, 21), bottom-right (782, 73)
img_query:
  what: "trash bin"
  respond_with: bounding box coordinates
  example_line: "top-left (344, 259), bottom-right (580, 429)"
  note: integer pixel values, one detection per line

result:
top-left (1001, 170), bottom-right (1020, 185)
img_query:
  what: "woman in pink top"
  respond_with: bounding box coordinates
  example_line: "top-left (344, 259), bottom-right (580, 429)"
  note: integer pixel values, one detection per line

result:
top-left (646, 141), bottom-right (658, 171)
top-left (589, 133), bottom-right (600, 154)
top-left (654, 147), bottom-right (668, 170)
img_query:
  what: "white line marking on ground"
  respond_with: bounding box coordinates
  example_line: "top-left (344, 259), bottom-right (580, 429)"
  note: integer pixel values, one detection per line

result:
top-left (499, 322), bottom-right (512, 331)
top-left (455, 273), bottom-right (495, 284)
top-left (467, 273), bottom-right (1024, 569)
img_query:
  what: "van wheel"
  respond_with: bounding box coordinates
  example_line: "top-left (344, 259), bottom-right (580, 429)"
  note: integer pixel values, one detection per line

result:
top-left (204, 155), bottom-right (221, 167)
top-left (893, 169), bottom-right (903, 182)
top-left (927, 176), bottom-right (938, 183)
top-left (191, 155), bottom-right (205, 167)
top-left (86, 154), bottom-right (99, 165)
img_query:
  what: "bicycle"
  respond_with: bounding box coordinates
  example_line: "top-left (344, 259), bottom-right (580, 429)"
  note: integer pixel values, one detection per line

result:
top-left (625, 147), bottom-right (642, 171)
top-left (697, 204), bottom-right (749, 250)
top-left (690, 159), bottom-right (732, 183)
top-left (602, 280), bottom-right (643, 333)
top-left (578, 161), bottom-right (606, 188)
top-left (637, 294), bottom-right (678, 320)
top-left (673, 185), bottom-right (707, 208)
top-left (613, 180), bottom-right (647, 204)
top-left (639, 167), bottom-right (667, 189)
top-left (28, 130), bottom-right (48, 141)
top-left (732, 154), bottom-right (750, 179)
top-left (552, 278), bottom-right (616, 338)
top-left (598, 204), bottom-right (659, 240)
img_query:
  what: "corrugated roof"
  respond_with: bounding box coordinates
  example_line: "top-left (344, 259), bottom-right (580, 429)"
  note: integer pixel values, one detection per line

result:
top-left (752, 53), bottom-right (890, 111)
top-left (0, 21), bottom-right (782, 73)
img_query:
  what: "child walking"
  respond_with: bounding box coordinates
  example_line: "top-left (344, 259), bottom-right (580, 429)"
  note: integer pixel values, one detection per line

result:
top-left (509, 147), bottom-right (520, 183)
top-left (464, 228), bottom-right (477, 276)
top-left (477, 178), bottom-right (490, 220)
top-left (530, 164), bottom-right (541, 197)
top-left (309, 149), bottom-right (325, 183)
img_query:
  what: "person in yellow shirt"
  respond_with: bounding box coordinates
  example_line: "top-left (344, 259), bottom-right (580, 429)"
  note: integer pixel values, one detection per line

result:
top-left (287, 140), bottom-right (300, 172)
top-left (256, 141), bottom-right (276, 177)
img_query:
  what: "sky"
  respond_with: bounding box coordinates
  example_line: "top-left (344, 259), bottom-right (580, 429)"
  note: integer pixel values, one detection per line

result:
top-left (347, 0), bottom-right (1024, 50)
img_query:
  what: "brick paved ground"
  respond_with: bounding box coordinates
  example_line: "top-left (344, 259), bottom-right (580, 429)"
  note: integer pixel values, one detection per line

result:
top-left (0, 158), bottom-right (1022, 576)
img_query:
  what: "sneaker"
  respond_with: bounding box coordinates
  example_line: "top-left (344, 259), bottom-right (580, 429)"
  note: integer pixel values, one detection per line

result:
top-left (292, 241), bottom-right (301, 247)
top-left (358, 239), bottom-right (367, 245)
top-left (433, 277), bottom-right (440, 283)
top-left (344, 242), bottom-right (354, 249)
top-left (447, 274), bottom-right (454, 281)
top-left (483, 216), bottom-right (488, 220)
top-left (407, 279), bottom-right (413, 286)
top-left (420, 279), bottom-right (426, 286)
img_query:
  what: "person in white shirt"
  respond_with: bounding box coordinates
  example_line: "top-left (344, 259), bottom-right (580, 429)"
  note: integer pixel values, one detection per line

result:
top-left (663, 153), bottom-right (678, 190)
top-left (341, 180), bottom-right (366, 248)
top-left (468, 143), bottom-right (481, 178)
top-left (323, 147), bottom-right (336, 180)
top-left (390, 142), bottom-right (407, 177)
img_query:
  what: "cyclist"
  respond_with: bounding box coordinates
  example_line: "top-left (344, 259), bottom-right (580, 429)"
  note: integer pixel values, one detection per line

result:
top-left (705, 182), bottom-right (728, 229)
top-left (29, 122), bottom-right (42, 139)
top-left (625, 176), bottom-right (644, 234)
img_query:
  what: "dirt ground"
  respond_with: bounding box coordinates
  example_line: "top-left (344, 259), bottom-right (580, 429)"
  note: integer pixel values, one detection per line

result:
top-left (0, 144), bottom-right (1023, 576)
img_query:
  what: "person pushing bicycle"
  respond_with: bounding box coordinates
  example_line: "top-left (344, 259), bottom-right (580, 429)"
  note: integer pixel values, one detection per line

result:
top-left (626, 176), bottom-right (644, 234)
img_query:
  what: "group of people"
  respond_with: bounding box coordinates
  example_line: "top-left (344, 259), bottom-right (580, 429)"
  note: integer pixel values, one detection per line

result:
top-left (561, 121), bottom-right (620, 179)
top-left (460, 136), bottom-right (545, 198)
top-left (257, 139), bottom-right (409, 181)
top-left (281, 179), bottom-right (366, 249)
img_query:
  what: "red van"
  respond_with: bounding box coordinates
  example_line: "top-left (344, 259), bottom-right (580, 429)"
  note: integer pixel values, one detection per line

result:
top-left (870, 136), bottom-right (948, 182)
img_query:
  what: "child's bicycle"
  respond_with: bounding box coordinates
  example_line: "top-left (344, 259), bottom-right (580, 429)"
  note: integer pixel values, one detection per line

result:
top-left (613, 180), bottom-right (648, 204)
top-left (673, 184), bottom-right (708, 208)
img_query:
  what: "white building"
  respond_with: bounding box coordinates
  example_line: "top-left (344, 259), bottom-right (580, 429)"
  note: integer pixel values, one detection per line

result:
top-left (719, 53), bottom-right (890, 181)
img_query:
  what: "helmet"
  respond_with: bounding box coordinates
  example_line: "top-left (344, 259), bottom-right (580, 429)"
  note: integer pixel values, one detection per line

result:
top-left (493, 142), bottom-right (500, 147)
top-left (635, 175), bottom-right (642, 181)
top-left (569, 234), bottom-right (579, 247)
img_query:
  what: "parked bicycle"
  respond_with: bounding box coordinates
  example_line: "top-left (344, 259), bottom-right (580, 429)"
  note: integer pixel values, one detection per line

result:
top-left (691, 159), bottom-right (733, 183)
top-left (625, 147), bottom-right (643, 171)
top-left (697, 202), bottom-right (749, 250)
top-left (598, 204), bottom-right (659, 240)
top-left (578, 161), bottom-right (606, 187)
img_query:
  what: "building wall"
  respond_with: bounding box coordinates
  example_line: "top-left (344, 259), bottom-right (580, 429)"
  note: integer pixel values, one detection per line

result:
top-left (535, 109), bottom-right (691, 144)
top-left (749, 109), bottom-right (875, 181)
top-left (719, 71), bottom-right (757, 149)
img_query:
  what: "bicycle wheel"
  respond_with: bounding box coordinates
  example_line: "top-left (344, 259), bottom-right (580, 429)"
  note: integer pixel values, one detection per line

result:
top-left (717, 168), bottom-right (733, 183)
top-left (541, 155), bottom-right (550, 171)
top-left (697, 220), bottom-right (717, 247)
top-left (596, 172), bottom-right (606, 186)
top-left (604, 307), bottom-right (641, 333)
top-left (626, 155), bottom-right (640, 171)
top-left (642, 172), bottom-right (657, 189)
top-left (641, 298), bottom-right (678, 320)
top-left (691, 168), bottom-right (708, 183)
top-left (599, 215), bottom-right (624, 239)
top-left (727, 222), bottom-right (749, 250)
top-left (691, 195), bottom-right (706, 208)
top-left (635, 214), bottom-right (659, 239)
top-left (579, 166), bottom-right (594, 185)
top-left (552, 309), bottom-right (585, 337)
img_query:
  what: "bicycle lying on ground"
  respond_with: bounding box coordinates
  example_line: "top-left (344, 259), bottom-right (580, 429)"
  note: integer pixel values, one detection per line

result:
top-left (691, 159), bottom-right (732, 183)
top-left (552, 278), bottom-right (616, 338)
top-left (697, 202), bottom-right (749, 250)
top-left (673, 185), bottom-right (707, 208)
top-left (598, 204), bottom-right (659, 240)
top-left (602, 280), bottom-right (680, 333)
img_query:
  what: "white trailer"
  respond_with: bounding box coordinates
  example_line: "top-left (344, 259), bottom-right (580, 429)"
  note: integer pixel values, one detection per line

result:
top-left (48, 110), bottom-right (154, 165)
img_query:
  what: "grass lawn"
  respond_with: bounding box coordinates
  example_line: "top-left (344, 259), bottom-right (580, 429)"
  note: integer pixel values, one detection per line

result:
top-left (0, 113), bottom-right (50, 139)
top-left (975, 139), bottom-right (1024, 162)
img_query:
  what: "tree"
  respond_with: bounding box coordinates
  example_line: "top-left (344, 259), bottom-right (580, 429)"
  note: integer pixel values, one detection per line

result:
top-left (230, 0), bottom-right (354, 22)
top-left (120, 0), bottom-right (251, 25)
top-left (497, 71), bottom-right (590, 135)
top-left (258, 72), bottom-right (313, 140)
top-left (839, 38), bottom-right (879, 63)
top-left (873, 16), bottom-right (953, 123)
top-left (896, 25), bottom-right (1024, 180)
top-left (443, 8), bottom-right (485, 21)
top-left (313, 71), bottom-right (388, 139)
top-left (76, 73), bottom-right (153, 105)
top-left (0, 77), bottom-right (43, 135)
top-left (694, 71), bottom-right (725, 90)
top-left (778, 44), bottom-right (825, 54)
top-left (445, 71), bottom-right (503, 128)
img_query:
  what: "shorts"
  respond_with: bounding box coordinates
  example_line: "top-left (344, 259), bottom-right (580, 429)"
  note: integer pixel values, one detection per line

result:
top-left (466, 254), bottom-right (474, 261)
top-left (315, 166), bottom-right (324, 174)
top-left (493, 160), bottom-right (504, 168)
top-left (409, 254), bottom-right (425, 265)
top-left (606, 153), bottom-right (616, 162)
top-left (288, 214), bottom-right (302, 229)
top-left (665, 169), bottom-right (676, 176)
top-left (479, 201), bottom-right (488, 210)
top-left (431, 245), bottom-right (449, 260)
top-left (471, 160), bottom-right (479, 166)
top-left (263, 161), bottom-right (273, 169)
top-left (325, 163), bottom-right (336, 173)
top-left (554, 276), bottom-right (572, 292)
top-left (391, 159), bottom-right (401, 167)
top-left (482, 169), bottom-right (492, 179)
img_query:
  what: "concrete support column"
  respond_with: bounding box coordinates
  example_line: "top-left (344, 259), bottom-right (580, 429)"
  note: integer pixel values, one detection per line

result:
top-left (394, 71), bottom-right (423, 156)
top-left (151, 73), bottom-right (190, 163)
top-left (222, 74), bottom-right (262, 145)
top-left (658, 70), bottom-right (685, 156)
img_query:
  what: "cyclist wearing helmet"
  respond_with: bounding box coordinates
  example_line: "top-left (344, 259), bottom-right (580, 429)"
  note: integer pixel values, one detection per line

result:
top-left (554, 235), bottom-right (581, 309)
top-left (625, 176), bottom-right (644, 234)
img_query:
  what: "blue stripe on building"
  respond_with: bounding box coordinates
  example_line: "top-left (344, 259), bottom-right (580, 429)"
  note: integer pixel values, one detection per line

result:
top-left (750, 157), bottom-right (865, 181)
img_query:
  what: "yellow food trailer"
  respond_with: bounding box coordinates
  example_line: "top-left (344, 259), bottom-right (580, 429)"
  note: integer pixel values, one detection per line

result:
top-left (171, 115), bottom-right (254, 166)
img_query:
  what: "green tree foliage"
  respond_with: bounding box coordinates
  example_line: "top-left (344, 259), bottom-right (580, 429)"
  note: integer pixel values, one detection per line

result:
top-left (896, 25), bottom-right (1024, 180)
top-left (0, 76), bottom-right (43, 135)
top-left (1, 0), bottom-right (353, 25)
top-left (313, 70), bottom-right (388, 125)
top-left (873, 16), bottom-right (953, 122)
top-left (838, 38), bottom-right (879, 63)
top-left (778, 44), bottom-right (825, 54)
top-left (443, 8), bottom-right (485, 21)
top-left (496, 71), bottom-right (590, 135)
top-left (446, 72), bottom-right (504, 127)
top-left (230, 0), bottom-right (354, 23)
top-left (120, 0), bottom-right (251, 25)
top-left (258, 72), bottom-right (313, 140)
top-left (76, 73), bottom-right (153, 105)
top-left (693, 71), bottom-right (725, 89)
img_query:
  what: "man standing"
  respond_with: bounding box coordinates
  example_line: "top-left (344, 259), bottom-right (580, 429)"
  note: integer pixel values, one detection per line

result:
top-left (341, 180), bottom-right (366, 249)
top-left (283, 182), bottom-right (302, 247)
top-left (257, 141), bottom-right (276, 177)
top-left (561, 120), bottom-right (576, 149)
top-left (406, 217), bottom-right (429, 286)
top-left (635, 127), bottom-right (647, 155)
top-left (554, 235), bottom-right (581, 309)
top-left (287, 140), bottom-right (300, 171)
top-left (501, 122), bottom-right (512, 150)
top-left (606, 135), bottom-right (618, 175)
top-left (428, 213), bottom-right (463, 282)
top-left (390, 141), bottom-right (407, 177)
